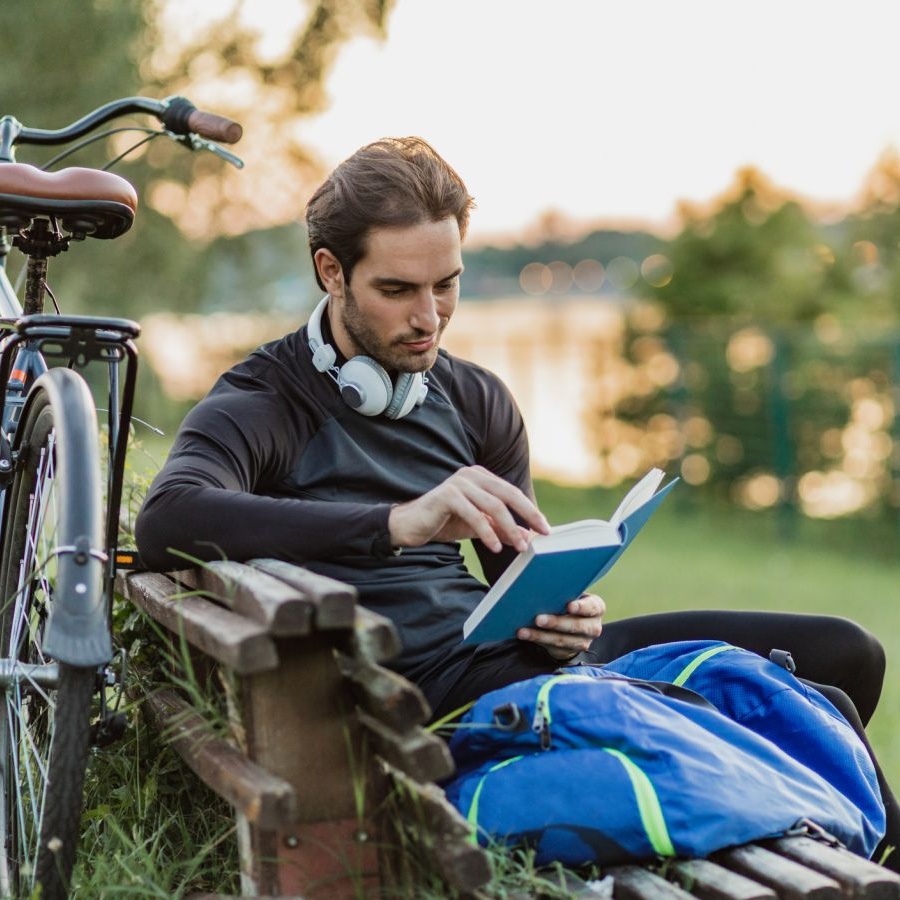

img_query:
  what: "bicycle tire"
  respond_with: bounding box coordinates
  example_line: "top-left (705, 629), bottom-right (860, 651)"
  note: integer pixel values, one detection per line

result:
top-left (0, 368), bottom-right (103, 900)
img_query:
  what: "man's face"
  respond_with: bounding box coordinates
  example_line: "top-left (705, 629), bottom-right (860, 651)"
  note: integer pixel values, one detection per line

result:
top-left (327, 217), bottom-right (463, 374)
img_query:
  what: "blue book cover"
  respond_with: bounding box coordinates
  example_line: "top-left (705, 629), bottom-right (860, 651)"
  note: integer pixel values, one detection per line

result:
top-left (462, 469), bottom-right (678, 645)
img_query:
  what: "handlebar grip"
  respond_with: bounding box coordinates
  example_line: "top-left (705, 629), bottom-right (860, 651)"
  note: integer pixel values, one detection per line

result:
top-left (162, 96), bottom-right (243, 144)
top-left (186, 109), bottom-right (243, 145)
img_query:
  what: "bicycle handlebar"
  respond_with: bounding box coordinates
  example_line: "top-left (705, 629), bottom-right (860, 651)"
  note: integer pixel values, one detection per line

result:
top-left (11, 95), bottom-right (242, 148)
top-left (160, 97), bottom-right (243, 145)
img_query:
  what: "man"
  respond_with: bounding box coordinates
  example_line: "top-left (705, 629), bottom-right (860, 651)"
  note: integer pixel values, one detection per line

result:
top-left (136, 137), bottom-right (897, 860)
top-left (137, 137), bottom-right (607, 714)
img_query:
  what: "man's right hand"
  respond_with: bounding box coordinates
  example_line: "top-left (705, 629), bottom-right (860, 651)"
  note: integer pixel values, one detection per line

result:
top-left (388, 465), bottom-right (550, 553)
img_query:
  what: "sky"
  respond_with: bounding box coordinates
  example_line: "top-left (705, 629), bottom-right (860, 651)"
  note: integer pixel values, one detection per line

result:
top-left (285, 0), bottom-right (900, 242)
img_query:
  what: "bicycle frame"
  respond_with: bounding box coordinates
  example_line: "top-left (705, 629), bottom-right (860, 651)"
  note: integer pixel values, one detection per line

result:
top-left (0, 265), bottom-right (22, 315)
top-left (0, 210), bottom-right (139, 667)
top-left (0, 314), bottom-right (138, 669)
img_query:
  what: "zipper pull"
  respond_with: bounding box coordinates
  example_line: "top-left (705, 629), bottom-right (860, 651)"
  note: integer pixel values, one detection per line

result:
top-left (769, 648), bottom-right (796, 673)
top-left (532, 693), bottom-right (552, 750)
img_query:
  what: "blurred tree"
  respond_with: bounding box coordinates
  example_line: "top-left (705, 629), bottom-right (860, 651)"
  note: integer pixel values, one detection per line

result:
top-left (650, 168), bottom-right (851, 323)
top-left (1, 0), bottom-right (395, 317)
top-left (839, 149), bottom-right (900, 322)
top-left (0, 1), bottom-right (148, 132)
top-left (139, 0), bottom-right (395, 238)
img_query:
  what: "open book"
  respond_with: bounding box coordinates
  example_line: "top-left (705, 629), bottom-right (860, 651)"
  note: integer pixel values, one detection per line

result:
top-left (462, 468), bottom-right (678, 645)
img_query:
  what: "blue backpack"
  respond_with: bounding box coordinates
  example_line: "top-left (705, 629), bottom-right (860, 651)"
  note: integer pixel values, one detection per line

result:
top-left (443, 640), bottom-right (885, 867)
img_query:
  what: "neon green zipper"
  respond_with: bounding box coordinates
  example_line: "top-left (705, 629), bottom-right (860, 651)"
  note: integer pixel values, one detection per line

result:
top-left (532, 671), bottom-right (675, 855)
top-left (603, 748), bottom-right (675, 857)
top-left (532, 673), bottom-right (598, 749)
top-left (671, 644), bottom-right (737, 687)
top-left (463, 746), bottom-right (675, 857)
top-left (465, 755), bottom-right (523, 843)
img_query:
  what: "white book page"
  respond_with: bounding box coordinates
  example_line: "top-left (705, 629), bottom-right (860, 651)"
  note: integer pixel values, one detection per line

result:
top-left (531, 520), bottom-right (618, 553)
top-left (610, 468), bottom-right (665, 527)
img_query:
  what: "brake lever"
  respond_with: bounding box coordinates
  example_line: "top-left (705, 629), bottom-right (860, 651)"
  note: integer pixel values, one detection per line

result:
top-left (169, 132), bottom-right (244, 169)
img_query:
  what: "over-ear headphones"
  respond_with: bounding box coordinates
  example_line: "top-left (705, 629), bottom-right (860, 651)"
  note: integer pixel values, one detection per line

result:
top-left (307, 296), bottom-right (429, 419)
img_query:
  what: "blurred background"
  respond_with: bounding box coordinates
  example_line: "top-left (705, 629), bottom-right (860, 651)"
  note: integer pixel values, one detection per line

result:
top-left (5, 1), bottom-right (900, 779)
top-left (9, 0), bottom-right (900, 519)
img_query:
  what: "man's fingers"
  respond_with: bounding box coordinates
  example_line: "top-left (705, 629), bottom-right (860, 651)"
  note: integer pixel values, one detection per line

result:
top-left (568, 593), bottom-right (606, 618)
top-left (389, 465), bottom-right (550, 550)
top-left (456, 486), bottom-right (531, 551)
top-left (437, 468), bottom-right (548, 551)
top-left (534, 613), bottom-right (604, 639)
top-left (518, 598), bottom-right (605, 655)
top-left (464, 466), bottom-right (551, 535)
top-left (517, 625), bottom-right (595, 655)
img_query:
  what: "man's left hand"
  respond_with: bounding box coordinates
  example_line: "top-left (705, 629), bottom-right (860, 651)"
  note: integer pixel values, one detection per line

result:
top-left (517, 592), bottom-right (605, 661)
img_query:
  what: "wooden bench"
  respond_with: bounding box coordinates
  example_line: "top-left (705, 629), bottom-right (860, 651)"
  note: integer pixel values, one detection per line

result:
top-left (117, 560), bottom-right (900, 899)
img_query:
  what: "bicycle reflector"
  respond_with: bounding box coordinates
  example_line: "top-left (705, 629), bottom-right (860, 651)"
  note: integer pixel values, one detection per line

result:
top-left (114, 549), bottom-right (141, 571)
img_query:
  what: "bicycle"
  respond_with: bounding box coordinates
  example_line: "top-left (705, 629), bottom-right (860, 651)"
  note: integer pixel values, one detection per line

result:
top-left (0, 95), bottom-right (243, 899)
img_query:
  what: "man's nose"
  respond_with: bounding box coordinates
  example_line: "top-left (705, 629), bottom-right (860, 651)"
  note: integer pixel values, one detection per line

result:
top-left (410, 291), bottom-right (440, 331)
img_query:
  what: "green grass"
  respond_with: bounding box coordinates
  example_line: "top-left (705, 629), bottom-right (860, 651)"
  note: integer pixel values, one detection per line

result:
top-left (71, 601), bottom-right (240, 896)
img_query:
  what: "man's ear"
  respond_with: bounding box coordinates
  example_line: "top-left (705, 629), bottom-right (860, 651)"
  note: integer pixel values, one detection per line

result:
top-left (314, 248), bottom-right (346, 298)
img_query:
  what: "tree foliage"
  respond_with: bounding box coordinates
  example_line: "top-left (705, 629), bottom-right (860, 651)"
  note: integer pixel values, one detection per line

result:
top-left (649, 168), bottom-right (852, 323)
top-left (1, 0), bottom-right (395, 318)
top-left (646, 157), bottom-right (900, 327)
top-left (838, 149), bottom-right (900, 323)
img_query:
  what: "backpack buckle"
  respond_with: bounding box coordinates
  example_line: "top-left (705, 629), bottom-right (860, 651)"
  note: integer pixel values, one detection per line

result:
top-left (492, 702), bottom-right (527, 733)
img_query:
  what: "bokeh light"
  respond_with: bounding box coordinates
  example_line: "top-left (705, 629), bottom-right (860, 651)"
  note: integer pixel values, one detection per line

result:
top-left (605, 256), bottom-right (640, 290)
top-left (573, 259), bottom-right (605, 291)
top-left (547, 261), bottom-right (574, 294)
top-left (641, 253), bottom-right (674, 287)
top-left (519, 262), bottom-right (552, 295)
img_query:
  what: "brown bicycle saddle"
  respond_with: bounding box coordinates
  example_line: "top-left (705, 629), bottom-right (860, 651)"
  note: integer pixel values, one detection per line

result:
top-left (0, 163), bottom-right (137, 240)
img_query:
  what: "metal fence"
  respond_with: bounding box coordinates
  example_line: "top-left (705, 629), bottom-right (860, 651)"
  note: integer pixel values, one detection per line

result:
top-left (585, 315), bottom-right (900, 535)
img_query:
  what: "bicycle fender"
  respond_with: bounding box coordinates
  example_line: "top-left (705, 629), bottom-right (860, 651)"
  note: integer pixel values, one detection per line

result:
top-left (20, 369), bottom-right (111, 666)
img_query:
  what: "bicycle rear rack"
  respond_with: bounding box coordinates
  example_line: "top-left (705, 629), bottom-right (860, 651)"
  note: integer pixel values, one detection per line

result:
top-left (0, 313), bottom-right (141, 614)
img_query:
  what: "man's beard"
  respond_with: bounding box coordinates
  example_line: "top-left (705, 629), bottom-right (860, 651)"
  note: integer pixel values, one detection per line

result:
top-left (341, 283), bottom-right (441, 374)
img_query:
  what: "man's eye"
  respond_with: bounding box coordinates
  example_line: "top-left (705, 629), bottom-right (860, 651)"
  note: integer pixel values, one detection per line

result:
top-left (436, 280), bottom-right (457, 292)
top-left (381, 288), bottom-right (406, 297)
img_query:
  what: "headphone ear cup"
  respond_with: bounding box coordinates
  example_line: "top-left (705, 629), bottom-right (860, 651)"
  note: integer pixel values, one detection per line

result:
top-left (385, 373), bottom-right (425, 420)
top-left (338, 356), bottom-right (393, 416)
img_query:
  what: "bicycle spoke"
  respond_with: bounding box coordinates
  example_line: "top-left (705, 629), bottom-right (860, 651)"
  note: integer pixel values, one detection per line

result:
top-left (2, 431), bottom-right (60, 889)
top-left (6, 675), bottom-right (52, 882)
top-left (0, 721), bottom-right (9, 898)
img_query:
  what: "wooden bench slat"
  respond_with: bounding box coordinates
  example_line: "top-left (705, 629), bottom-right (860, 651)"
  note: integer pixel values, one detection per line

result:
top-left (610, 865), bottom-right (698, 899)
top-left (768, 836), bottom-right (900, 898)
top-left (431, 839), bottom-right (494, 893)
top-left (121, 572), bottom-right (279, 674)
top-left (335, 651), bottom-right (431, 732)
top-left (381, 762), bottom-right (472, 841)
top-left (145, 688), bottom-right (297, 830)
top-left (379, 762), bottom-right (491, 894)
top-left (358, 710), bottom-right (455, 783)
top-left (715, 843), bottom-right (843, 899)
top-left (174, 562), bottom-right (315, 636)
top-left (667, 857), bottom-right (777, 899)
top-left (248, 558), bottom-right (357, 629)
top-left (351, 605), bottom-right (402, 663)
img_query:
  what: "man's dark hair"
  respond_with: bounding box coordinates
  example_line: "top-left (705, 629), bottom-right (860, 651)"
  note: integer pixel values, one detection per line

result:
top-left (306, 136), bottom-right (475, 290)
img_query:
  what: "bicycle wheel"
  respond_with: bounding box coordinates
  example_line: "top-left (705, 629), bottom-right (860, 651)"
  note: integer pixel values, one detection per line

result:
top-left (0, 368), bottom-right (104, 900)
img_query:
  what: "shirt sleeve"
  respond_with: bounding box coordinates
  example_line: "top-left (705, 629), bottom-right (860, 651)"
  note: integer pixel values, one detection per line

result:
top-left (134, 368), bottom-right (393, 572)
top-left (447, 358), bottom-right (536, 586)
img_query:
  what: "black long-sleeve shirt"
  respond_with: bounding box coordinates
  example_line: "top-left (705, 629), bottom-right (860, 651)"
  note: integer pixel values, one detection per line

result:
top-left (135, 322), bottom-right (533, 708)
